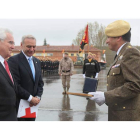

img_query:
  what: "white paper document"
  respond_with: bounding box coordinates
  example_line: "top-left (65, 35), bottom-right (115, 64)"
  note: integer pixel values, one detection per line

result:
top-left (17, 99), bottom-right (40, 118)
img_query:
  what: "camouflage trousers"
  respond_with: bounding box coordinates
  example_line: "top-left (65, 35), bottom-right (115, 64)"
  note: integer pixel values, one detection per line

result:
top-left (62, 75), bottom-right (71, 89)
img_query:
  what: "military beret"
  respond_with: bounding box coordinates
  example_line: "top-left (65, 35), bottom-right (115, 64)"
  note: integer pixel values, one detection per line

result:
top-left (105, 20), bottom-right (130, 37)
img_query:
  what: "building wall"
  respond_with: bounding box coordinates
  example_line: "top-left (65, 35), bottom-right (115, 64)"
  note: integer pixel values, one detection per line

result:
top-left (11, 50), bottom-right (101, 62)
top-left (97, 46), bottom-right (116, 67)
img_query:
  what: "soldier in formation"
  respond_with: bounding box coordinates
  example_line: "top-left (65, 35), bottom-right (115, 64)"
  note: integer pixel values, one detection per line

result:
top-left (39, 57), bottom-right (59, 75)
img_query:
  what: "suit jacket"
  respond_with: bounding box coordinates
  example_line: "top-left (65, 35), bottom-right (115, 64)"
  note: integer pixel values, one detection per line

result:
top-left (104, 42), bottom-right (140, 121)
top-left (0, 63), bottom-right (17, 121)
top-left (8, 52), bottom-right (44, 110)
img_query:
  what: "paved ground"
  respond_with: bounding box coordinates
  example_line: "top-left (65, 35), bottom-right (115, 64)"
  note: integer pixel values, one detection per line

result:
top-left (36, 68), bottom-right (108, 121)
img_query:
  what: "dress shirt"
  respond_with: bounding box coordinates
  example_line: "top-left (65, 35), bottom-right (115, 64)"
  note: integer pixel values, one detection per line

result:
top-left (22, 51), bottom-right (35, 102)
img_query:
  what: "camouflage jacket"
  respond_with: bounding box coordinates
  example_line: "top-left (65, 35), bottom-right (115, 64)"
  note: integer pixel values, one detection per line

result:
top-left (59, 57), bottom-right (74, 75)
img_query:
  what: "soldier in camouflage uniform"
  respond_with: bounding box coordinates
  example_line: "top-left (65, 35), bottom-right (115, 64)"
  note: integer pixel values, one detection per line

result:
top-left (59, 52), bottom-right (74, 94)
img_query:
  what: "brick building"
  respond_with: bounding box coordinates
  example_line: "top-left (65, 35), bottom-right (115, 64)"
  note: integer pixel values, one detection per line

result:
top-left (11, 45), bottom-right (102, 62)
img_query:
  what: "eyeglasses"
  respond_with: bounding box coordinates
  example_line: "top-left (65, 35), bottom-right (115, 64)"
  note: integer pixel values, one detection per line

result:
top-left (26, 45), bottom-right (36, 49)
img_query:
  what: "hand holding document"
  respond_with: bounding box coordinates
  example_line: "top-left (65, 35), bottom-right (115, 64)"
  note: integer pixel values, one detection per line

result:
top-left (30, 97), bottom-right (40, 106)
top-left (17, 99), bottom-right (40, 118)
top-left (88, 91), bottom-right (105, 106)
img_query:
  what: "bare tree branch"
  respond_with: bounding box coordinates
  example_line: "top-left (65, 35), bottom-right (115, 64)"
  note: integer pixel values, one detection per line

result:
top-left (72, 22), bottom-right (107, 47)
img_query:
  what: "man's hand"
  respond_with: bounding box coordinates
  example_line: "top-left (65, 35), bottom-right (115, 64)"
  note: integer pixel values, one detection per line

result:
top-left (59, 73), bottom-right (62, 76)
top-left (29, 102), bottom-right (34, 107)
top-left (70, 74), bottom-right (73, 76)
top-left (30, 97), bottom-right (40, 106)
top-left (88, 91), bottom-right (105, 106)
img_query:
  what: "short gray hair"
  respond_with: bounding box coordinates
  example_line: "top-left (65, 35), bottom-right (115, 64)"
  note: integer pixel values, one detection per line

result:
top-left (0, 28), bottom-right (13, 41)
top-left (22, 35), bottom-right (36, 44)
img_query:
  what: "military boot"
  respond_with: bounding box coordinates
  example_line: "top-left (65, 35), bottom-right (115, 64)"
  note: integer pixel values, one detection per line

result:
top-left (66, 87), bottom-right (69, 92)
top-left (62, 88), bottom-right (66, 95)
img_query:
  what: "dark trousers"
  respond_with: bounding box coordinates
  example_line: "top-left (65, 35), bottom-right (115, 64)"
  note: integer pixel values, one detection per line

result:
top-left (18, 118), bottom-right (36, 121)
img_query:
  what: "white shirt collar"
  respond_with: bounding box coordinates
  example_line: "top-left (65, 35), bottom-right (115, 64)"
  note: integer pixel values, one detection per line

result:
top-left (0, 55), bottom-right (5, 67)
top-left (22, 50), bottom-right (33, 61)
top-left (0, 55), bottom-right (4, 63)
top-left (0, 55), bottom-right (14, 81)
top-left (117, 42), bottom-right (127, 55)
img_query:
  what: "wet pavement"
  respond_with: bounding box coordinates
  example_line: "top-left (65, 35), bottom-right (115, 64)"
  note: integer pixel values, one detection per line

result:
top-left (36, 68), bottom-right (108, 121)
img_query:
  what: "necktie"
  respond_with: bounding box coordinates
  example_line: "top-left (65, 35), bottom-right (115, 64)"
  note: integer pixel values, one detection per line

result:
top-left (114, 54), bottom-right (117, 60)
top-left (4, 60), bottom-right (14, 83)
top-left (28, 57), bottom-right (35, 81)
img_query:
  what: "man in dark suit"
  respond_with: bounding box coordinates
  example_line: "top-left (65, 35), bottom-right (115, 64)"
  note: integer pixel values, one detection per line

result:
top-left (8, 35), bottom-right (44, 121)
top-left (0, 28), bottom-right (17, 121)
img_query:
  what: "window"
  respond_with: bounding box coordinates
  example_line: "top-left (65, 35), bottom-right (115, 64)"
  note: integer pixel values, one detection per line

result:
top-left (47, 53), bottom-right (53, 56)
top-left (76, 54), bottom-right (80, 57)
top-left (35, 53), bottom-right (42, 56)
top-left (71, 53), bottom-right (74, 56)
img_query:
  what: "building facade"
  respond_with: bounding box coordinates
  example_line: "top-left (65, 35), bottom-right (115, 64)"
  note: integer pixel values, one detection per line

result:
top-left (11, 45), bottom-right (102, 63)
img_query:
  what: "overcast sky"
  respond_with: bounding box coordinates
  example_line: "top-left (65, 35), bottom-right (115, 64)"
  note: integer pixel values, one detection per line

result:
top-left (0, 19), bottom-right (140, 46)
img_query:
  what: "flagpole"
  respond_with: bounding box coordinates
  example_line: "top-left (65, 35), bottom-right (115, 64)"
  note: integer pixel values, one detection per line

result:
top-left (83, 50), bottom-right (85, 59)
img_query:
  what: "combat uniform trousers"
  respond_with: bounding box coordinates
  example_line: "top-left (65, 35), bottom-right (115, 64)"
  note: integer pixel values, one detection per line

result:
top-left (62, 75), bottom-right (71, 91)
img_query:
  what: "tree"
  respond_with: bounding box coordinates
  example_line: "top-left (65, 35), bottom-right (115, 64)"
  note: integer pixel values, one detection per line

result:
top-left (72, 29), bottom-right (85, 46)
top-left (43, 38), bottom-right (47, 46)
top-left (72, 22), bottom-right (107, 47)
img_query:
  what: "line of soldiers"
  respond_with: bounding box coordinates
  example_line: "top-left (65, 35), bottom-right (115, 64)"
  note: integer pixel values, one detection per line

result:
top-left (40, 58), bottom-right (60, 75)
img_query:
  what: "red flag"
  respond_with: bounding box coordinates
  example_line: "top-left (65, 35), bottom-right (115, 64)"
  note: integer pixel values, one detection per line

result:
top-left (79, 25), bottom-right (89, 53)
